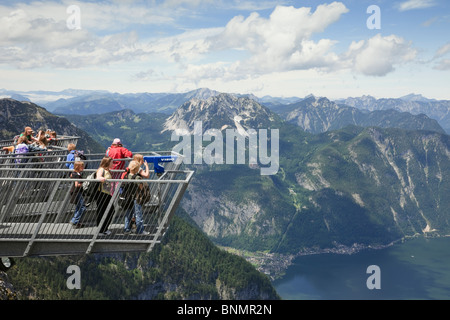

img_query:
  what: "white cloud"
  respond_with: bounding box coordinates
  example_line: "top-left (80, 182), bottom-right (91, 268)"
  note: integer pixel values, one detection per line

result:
top-left (0, 8), bottom-right (97, 68)
top-left (190, 33), bottom-right (418, 82)
top-left (0, 1), bottom-right (424, 94)
top-left (397, 0), bottom-right (437, 11)
top-left (432, 42), bottom-right (450, 71)
top-left (0, 1), bottom-right (176, 31)
top-left (0, 9), bottom-right (86, 48)
top-left (211, 3), bottom-right (349, 50)
top-left (0, 8), bottom-right (142, 69)
top-left (186, 5), bottom-right (417, 82)
top-left (206, 3), bottom-right (348, 76)
top-left (434, 43), bottom-right (450, 58)
top-left (346, 34), bottom-right (417, 77)
top-left (0, 0), bottom-right (222, 69)
top-left (163, 0), bottom-right (215, 7)
top-left (433, 59), bottom-right (450, 71)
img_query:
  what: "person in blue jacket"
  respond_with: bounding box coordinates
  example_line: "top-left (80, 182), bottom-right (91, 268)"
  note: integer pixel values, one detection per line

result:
top-left (66, 143), bottom-right (77, 170)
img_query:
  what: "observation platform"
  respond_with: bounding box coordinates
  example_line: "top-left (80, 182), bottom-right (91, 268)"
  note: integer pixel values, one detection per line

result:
top-left (0, 136), bottom-right (193, 259)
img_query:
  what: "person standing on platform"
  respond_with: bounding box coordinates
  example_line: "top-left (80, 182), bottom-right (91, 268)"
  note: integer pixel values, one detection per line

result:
top-left (106, 138), bottom-right (133, 176)
top-left (96, 157), bottom-right (115, 236)
top-left (69, 161), bottom-right (87, 229)
top-left (106, 138), bottom-right (133, 195)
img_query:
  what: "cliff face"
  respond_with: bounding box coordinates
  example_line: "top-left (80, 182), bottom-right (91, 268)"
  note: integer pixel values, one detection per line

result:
top-left (135, 279), bottom-right (276, 300)
top-left (0, 272), bottom-right (17, 300)
top-left (215, 279), bottom-right (276, 300)
top-left (179, 125), bottom-right (450, 256)
top-left (182, 184), bottom-right (263, 239)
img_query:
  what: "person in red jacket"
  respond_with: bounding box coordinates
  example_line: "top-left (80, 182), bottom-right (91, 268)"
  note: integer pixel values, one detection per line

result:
top-left (106, 138), bottom-right (133, 177)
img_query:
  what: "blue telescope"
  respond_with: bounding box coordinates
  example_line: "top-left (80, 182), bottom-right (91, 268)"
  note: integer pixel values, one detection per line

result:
top-left (144, 155), bottom-right (177, 175)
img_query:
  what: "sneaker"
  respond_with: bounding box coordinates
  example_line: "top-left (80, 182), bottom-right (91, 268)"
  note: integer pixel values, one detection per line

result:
top-left (99, 230), bottom-right (112, 236)
top-left (72, 223), bottom-right (85, 229)
top-left (139, 231), bottom-right (150, 235)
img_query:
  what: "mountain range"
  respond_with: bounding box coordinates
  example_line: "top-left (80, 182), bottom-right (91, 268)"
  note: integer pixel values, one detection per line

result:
top-left (337, 95), bottom-right (450, 133)
top-left (2, 88), bottom-right (222, 115)
top-left (271, 95), bottom-right (445, 134)
top-left (2, 88), bottom-right (449, 134)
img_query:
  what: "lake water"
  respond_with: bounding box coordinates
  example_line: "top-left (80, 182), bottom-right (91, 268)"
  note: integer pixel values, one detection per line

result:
top-left (273, 237), bottom-right (450, 300)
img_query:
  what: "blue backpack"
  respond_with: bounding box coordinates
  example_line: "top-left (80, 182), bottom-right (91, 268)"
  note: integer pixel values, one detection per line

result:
top-left (14, 144), bottom-right (29, 163)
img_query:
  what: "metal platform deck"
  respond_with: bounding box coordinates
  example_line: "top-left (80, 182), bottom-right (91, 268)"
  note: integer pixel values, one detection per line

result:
top-left (0, 140), bottom-right (193, 258)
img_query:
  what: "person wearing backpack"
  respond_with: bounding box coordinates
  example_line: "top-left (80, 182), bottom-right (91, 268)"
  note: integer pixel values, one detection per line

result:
top-left (66, 143), bottom-right (88, 169)
top-left (120, 155), bottom-right (149, 231)
top-left (69, 161), bottom-right (87, 228)
top-left (122, 161), bottom-right (150, 235)
top-left (66, 143), bottom-right (77, 170)
top-left (14, 136), bottom-right (29, 163)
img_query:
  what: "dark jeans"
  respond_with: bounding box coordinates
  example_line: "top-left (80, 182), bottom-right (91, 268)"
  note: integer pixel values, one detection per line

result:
top-left (71, 192), bottom-right (86, 225)
top-left (96, 192), bottom-right (114, 233)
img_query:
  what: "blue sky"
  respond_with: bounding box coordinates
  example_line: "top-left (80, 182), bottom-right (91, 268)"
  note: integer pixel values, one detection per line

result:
top-left (0, 0), bottom-right (449, 99)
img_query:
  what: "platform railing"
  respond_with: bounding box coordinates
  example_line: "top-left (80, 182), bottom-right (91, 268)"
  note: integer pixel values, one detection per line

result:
top-left (0, 150), bottom-right (193, 258)
top-left (1, 147), bottom-right (183, 174)
top-left (0, 135), bottom-right (80, 169)
top-left (0, 135), bottom-right (79, 151)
